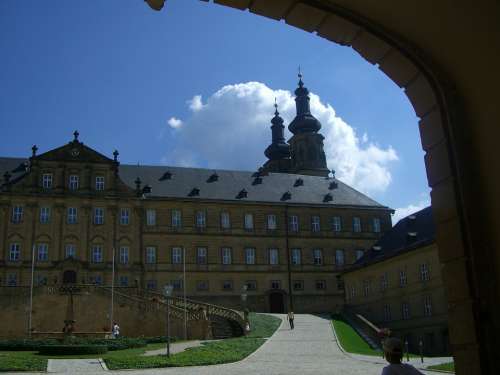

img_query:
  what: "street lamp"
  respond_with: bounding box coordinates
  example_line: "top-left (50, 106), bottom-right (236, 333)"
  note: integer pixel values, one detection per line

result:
top-left (163, 284), bottom-right (174, 357)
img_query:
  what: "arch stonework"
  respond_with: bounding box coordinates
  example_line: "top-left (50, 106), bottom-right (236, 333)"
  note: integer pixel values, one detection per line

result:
top-left (189, 1), bottom-right (494, 374)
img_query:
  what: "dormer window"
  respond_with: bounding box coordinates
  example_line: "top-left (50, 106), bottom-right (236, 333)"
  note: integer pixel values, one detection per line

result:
top-left (252, 177), bottom-right (263, 185)
top-left (188, 188), bottom-right (200, 197)
top-left (236, 189), bottom-right (248, 199)
top-left (328, 181), bottom-right (338, 190)
top-left (281, 191), bottom-right (291, 201)
top-left (42, 173), bottom-right (53, 189)
top-left (95, 176), bottom-right (105, 191)
top-left (207, 173), bottom-right (218, 183)
top-left (323, 193), bottom-right (333, 203)
top-left (294, 178), bottom-right (304, 187)
top-left (159, 171), bottom-right (172, 181)
top-left (69, 175), bottom-right (79, 190)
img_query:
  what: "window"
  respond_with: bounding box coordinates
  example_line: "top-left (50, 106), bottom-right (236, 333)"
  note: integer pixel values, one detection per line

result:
top-left (402, 302), bottom-right (410, 320)
top-left (196, 211), bottom-right (206, 228)
top-left (67, 207), bottom-right (77, 224)
top-left (93, 275), bottom-right (103, 285)
top-left (220, 212), bottom-right (231, 229)
top-left (91, 246), bottom-right (103, 263)
top-left (270, 280), bottom-right (281, 290)
top-left (293, 280), bottom-right (304, 291)
top-left (353, 217), bottom-right (362, 233)
top-left (355, 249), bottom-right (364, 261)
top-left (119, 276), bottom-right (129, 287)
top-left (65, 244), bottom-right (76, 259)
top-left (332, 216), bottom-right (342, 232)
top-left (69, 175), bottom-right (79, 190)
top-left (95, 176), bottom-right (105, 191)
top-left (363, 280), bottom-right (370, 296)
top-left (120, 208), bottom-right (130, 225)
top-left (313, 249), bottom-right (323, 265)
top-left (373, 217), bottom-right (381, 233)
top-left (119, 246), bottom-right (129, 264)
top-left (197, 280), bottom-right (209, 291)
top-left (146, 247), bottom-right (156, 264)
top-left (245, 280), bottom-right (257, 291)
top-left (399, 270), bottom-right (407, 287)
top-left (172, 247), bottom-right (183, 264)
top-left (380, 273), bottom-right (388, 291)
top-left (316, 280), bottom-right (327, 290)
top-left (244, 213), bottom-right (254, 230)
top-left (42, 173), bottom-right (53, 189)
top-left (146, 280), bottom-right (157, 290)
top-left (245, 248), bottom-right (256, 265)
top-left (36, 275), bottom-right (48, 286)
top-left (311, 215), bottom-right (321, 232)
top-left (335, 249), bottom-right (345, 266)
top-left (146, 209), bottom-right (156, 226)
top-left (289, 215), bottom-right (299, 232)
top-left (383, 304), bottom-right (391, 322)
top-left (269, 248), bottom-right (279, 265)
top-left (197, 247), bottom-right (207, 265)
top-left (291, 248), bottom-right (301, 265)
top-left (423, 296), bottom-right (433, 316)
top-left (420, 263), bottom-right (430, 282)
top-left (222, 280), bottom-right (233, 291)
top-left (93, 208), bottom-right (104, 225)
top-left (350, 285), bottom-right (356, 299)
top-left (40, 207), bottom-right (50, 224)
top-left (172, 279), bottom-right (183, 290)
top-left (11, 205), bottom-right (23, 223)
top-left (171, 209), bottom-right (182, 228)
top-left (221, 247), bottom-right (232, 265)
top-left (267, 214), bottom-right (277, 230)
top-left (7, 273), bottom-right (17, 286)
top-left (9, 243), bottom-right (21, 261)
top-left (37, 243), bottom-right (48, 261)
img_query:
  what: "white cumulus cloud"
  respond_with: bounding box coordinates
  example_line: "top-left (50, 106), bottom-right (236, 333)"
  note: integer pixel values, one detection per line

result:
top-left (163, 81), bottom-right (398, 195)
top-left (167, 117), bottom-right (183, 129)
top-left (392, 197), bottom-right (431, 225)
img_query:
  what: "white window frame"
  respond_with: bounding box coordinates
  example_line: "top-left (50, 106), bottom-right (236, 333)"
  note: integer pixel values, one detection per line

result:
top-left (42, 173), bottom-right (53, 189)
top-left (245, 280), bottom-right (257, 291)
top-left (381, 273), bottom-right (388, 291)
top-left (91, 246), bottom-right (103, 263)
top-left (65, 244), bottom-right (76, 259)
top-left (196, 211), bottom-right (206, 228)
top-left (7, 273), bottom-right (17, 286)
top-left (9, 243), bottom-right (21, 261)
top-left (95, 176), bottom-right (105, 191)
top-left (172, 209), bottom-right (182, 228)
top-left (197, 280), bottom-right (209, 291)
top-left (332, 216), bottom-right (342, 232)
top-left (220, 212), bottom-right (231, 229)
top-left (289, 215), bottom-right (299, 232)
top-left (383, 304), bottom-right (391, 322)
top-left (291, 248), bottom-right (301, 265)
top-left (269, 248), bottom-right (279, 265)
top-left (146, 209), bottom-right (156, 226)
top-left (40, 207), bottom-right (51, 224)
top-left (120, 208), bottom-right (130, 225)
top-left (221, 247), bottom-right (232, 265)
top-left (350, 285), bottom-right (356, 298)
top-left (146, 246), bottom-right (156, 264)
top-left (94, 208), bottom-right (104, 225)
top-left (146, 279), bottom-right (157, 290)
top-left (172, 247), bottom-right (183, 264)
top-left (119, 246), bottom-right (129, 264)
top-left (399, 270), bottom-right (407, 287)
top-left (67, 207), bottom-right (77, 224)
top-left (353, 217), bottom-right (362, 233)
top-left (363, 280), bottom-right (370, 296)
top-left (267, 214), bottom-right (277, 230)
top-left (270, 280), bottom-right (281, 289)
top-left (245, 247), bottom-right (256, 265)
top-left (402, 302), bottom-right (410, 320)
top-left (69, 175), bottom-right (79, 190)
top-left (420, 263), bottom-right (430, 282)
top-left (222, 280), bottom-right (233, 291)
top-left (355, 249), bottom-right (364, 261)
top-left (244, 213), bottom-right (254, 230)
top-left (12, 205), bottom-right (23, 223)
top-left (197, 247), bottom-right (207, 264)
top-left (313, 248), bottom-right (323, 265)
top-left (373, 217), bottom-right (381, 233)
top-left (293, 280), bottom-right (304, 291)
top-left (37, 243), bottom-right (49, 261)
top-left (335, 249), bottom-right (345, 266)
top-left (316, 280), bottom-right (326, 290)
top-left (119, 276), bottom-right (129, 286)
top-left (311, 215), bottom-right (321, 232)
top-left (424, 295), bottom-right (433, 316)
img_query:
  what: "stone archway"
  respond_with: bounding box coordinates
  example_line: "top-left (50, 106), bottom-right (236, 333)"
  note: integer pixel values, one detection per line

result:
top-left (147, 2), bottom-right (497, 373)
top-left (269, 291), bottom-right (285, 313)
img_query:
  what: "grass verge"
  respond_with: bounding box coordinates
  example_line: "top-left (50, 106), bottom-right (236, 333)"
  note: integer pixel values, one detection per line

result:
top-left (0, 352), bottom-right (47, 372)
top-left (331, 314), bottom-right (383, 356)
top-left (427, 362), bottom-right (455, 372)
top-left (246, 313), bottom-right (282, 338)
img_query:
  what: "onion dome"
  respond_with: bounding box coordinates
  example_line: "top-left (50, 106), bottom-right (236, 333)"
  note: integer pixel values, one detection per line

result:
top-left (288, 72), bottom-right (322, 135)
top-left (264, 101), bottom-right (291, 160)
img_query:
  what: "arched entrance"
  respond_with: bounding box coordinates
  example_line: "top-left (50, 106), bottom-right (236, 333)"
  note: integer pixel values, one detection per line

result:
top-left (269, 292), bottom-right (285, 313)
top-left (62, 270), bottom-right (77, 284)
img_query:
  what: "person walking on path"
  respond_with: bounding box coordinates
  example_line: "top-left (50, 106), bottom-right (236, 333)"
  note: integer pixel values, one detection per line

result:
top-left (287, 311), bottom-right (295, 330)
top-left (112, 322), bottom-right (120, 339)
top-left (381, 337), bottom-right (424, 375)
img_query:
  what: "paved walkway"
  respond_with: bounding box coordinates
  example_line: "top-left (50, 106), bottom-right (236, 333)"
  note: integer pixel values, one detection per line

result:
top-left (5, 314), bottom-right (450, 374)
top-left (143, 340), bottom-right (204, 356)
top-left (47, 359), bottom-right (106, 373)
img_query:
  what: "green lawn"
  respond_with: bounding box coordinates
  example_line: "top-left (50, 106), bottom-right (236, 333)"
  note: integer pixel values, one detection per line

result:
top-left (427, 362), bottom-right (455, 372)
top-left (331, 314), bottom-right (383, 356)
top-left (0, 313), bottom-right (282, 371)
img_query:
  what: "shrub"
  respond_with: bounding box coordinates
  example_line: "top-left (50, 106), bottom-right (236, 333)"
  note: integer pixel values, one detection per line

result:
top-left (38, 345), bottom-right (108, 355)
top-left (88, 337), bottom-right (147, 351)
top-left (0, 339), bottom-right (59, 351)
top-left (143, 336), bottom-right (179, 344)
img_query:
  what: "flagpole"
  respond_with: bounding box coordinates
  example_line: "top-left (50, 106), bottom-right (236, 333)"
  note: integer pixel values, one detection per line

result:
top-left (110, 247), bottom-right (115, 333)
top-left (28, 244), bottom-right (35, 338)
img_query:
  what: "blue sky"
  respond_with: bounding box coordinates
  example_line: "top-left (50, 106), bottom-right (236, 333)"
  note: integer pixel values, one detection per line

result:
top-left (0, 0), bottom-right (429, 222)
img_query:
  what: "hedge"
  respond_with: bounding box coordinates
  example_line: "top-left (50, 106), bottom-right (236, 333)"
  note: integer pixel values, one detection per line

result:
top-left (38, 344), bottom-right (108, 355)
top-left (0, 339), bottom-right (59, 351)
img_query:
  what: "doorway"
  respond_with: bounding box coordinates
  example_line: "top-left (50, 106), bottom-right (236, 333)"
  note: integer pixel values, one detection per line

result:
top-left (269, 292), bottom-right (285, 313)
top-left (63, 270), bottom-right (77, 284)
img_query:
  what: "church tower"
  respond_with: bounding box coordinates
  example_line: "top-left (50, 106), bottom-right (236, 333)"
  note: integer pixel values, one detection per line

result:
top-left (287, 73), bottom-right (329, 177)
top-left (262, 101), bottom-right (291, 173)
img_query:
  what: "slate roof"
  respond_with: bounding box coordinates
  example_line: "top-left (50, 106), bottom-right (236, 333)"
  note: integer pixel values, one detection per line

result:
top-left (345, 206), bottom-right (435, 272)
top-left (0, 157), bottom-right (390, 208)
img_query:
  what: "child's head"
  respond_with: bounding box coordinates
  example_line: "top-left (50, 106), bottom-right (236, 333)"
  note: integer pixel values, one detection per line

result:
top-left (383, 337), bottom-right (403, 364)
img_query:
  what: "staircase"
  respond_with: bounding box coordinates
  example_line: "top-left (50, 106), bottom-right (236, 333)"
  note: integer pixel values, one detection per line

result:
top-left (341, 309), bottom-right (382, 350)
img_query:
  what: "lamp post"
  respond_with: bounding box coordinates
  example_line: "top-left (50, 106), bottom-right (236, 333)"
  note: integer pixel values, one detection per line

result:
top-left (241, 285), bottom-right (248, 309)
top-left (163, 284), bottom-right (174, 357)
top-left (419, 338), bottom-right (424, 363)
top-left (405, 339), bottom-right (409, 362)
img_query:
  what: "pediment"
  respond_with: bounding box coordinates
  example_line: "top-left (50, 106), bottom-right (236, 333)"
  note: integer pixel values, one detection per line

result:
top-left (35, 140), bottom-right (114, 164)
